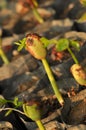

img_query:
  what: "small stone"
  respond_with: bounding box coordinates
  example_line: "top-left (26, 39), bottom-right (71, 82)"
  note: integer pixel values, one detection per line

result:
top-left (12, 50), bottom-right (19, 56)
top-left (0, 121), bottom-right (13, 130)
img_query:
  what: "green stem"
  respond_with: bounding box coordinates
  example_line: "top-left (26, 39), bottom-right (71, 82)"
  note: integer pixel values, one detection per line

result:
top-left (32, 0), bottom-right (38, 7)
top-left (67, 47), bottom-right (79, 64)
top-left (42, 59), bottom-right (64, 105)
top-left (36, 120), bottom-right (46, 130)
top-left (0, 48), bottom-right (9, 65)
top-left (0, 37), bottom-right (9, 65)
top-left (32, 7), bottom-right (44, 23)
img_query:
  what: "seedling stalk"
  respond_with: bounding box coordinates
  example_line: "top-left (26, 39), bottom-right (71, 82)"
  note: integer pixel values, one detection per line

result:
top-left (36, 120), bottom-right (46, 130)
top-left (0, 34), bottom-right (9, 65)
top-left (67, 47), bottom-right (79, 64)
top-left (0, 49), bottom-right (9, 65)
top-left (42, 59), bottom-right (64, 105)
top-left (32, 7), bottom-right (44, 23)
top-left (26, 0), bottom-right (44, 23)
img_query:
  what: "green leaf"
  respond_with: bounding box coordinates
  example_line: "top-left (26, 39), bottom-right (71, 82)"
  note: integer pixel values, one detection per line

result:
top-left (69, 40), bottom-right (80, 51)
top-left (14, 42), bottom-right (21, 46)
top-left (15, 38), bottom-right (26, 51)
top-left (13, 97), bottom-right (19, 106)
top-left (40, 37), bottom-right (50, 48)
top-left (0, 98), bottom-right (7, 106)
top-left (5, 97), bottom-right (23, 116)
top-left (0, 97), bottom-right (15, 106)
top-left (49, 39), bottom-right (58, 44)
top-left (13, 97), bottom-right (22, 107)
top-left (18, 38), bottom-right (26, 51)
top-left (56, 38), bottom-right (69, 52)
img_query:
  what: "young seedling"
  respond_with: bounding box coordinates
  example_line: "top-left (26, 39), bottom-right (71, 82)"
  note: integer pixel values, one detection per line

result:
top-left (55, 38), bottom-right (86, 86)
top-left (23, 99), bottom-right (46, 130)
top-left (18, 0), bottom-right (44, 23)
top-left (0, 28), bottom-right (9, 65)
top-left (15, 33), bottom-right (64, 106)
top-left (0, 97), bottom-right (23, 116)
top-left (28, 0), bottom-right (44, 23)
top-left (32, 36), bottom-right (86, 86)
top-left (0, 97), bottom-right (46, 130)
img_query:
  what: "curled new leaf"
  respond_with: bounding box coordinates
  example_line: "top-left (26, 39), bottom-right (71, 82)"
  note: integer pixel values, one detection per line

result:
top-left (56, 38), bottom-right (69, 52)
top-left (40, 37), bottom-right (57, 48)
top-left (69, 40), bottom-right (80, 51)
top-left (71, 64), bottom-right (86, 86)
top-left (40, 37), bottom-right (50, 48)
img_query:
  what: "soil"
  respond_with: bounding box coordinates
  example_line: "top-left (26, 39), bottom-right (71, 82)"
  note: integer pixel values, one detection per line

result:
top-left (0, 0), bottom-right (86, 130)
